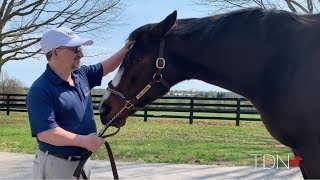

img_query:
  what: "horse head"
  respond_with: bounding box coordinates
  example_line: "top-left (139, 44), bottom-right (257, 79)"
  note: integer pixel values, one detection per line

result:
top-left (99, 11), bottom-right (178, 127)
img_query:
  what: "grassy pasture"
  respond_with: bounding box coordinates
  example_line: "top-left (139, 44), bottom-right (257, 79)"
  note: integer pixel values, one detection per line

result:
top-left (0, 112), bottom-right (292, 167)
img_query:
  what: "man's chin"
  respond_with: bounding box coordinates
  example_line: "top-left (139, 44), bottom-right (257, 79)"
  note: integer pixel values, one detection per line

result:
top-left (72, 62), bottom-right (81, 70)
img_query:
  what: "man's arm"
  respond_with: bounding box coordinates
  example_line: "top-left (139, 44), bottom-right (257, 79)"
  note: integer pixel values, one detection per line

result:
top-left (101, 40), bottom-right (135, 76)
top-left (37, 127), bottom-right (105, 152)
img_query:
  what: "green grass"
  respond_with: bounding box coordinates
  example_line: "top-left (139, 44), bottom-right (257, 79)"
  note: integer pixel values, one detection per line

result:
top-left (0, 113), bottom-right (36, 154)
top-left (0, 112), bottom-right (292, 167)
top-left (133, 111), bottom-right (261, 119)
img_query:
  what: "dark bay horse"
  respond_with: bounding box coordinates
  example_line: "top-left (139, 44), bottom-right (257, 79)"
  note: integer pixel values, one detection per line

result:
top-left (99, 8), bottom-right (320, 178)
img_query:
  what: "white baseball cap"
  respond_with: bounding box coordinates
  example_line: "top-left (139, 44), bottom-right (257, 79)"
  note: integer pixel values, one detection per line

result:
top-left (40, 27), bottom-right (93, 54)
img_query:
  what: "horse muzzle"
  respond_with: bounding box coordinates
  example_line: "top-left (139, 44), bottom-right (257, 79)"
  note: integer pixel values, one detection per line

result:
top-left (98, 103), bottom-right (117, 126)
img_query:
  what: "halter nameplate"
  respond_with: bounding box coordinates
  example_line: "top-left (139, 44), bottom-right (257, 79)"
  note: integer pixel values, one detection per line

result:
top-left (136, 84), bottom-right (151, 99)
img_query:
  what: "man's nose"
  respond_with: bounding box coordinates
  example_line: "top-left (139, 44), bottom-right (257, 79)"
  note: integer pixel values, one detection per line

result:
top-left (78, 51), bottom-right (84, 58)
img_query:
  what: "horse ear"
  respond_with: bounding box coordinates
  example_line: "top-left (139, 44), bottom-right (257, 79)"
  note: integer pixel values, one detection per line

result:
top-left (151, 10), bottom-right (177, 37)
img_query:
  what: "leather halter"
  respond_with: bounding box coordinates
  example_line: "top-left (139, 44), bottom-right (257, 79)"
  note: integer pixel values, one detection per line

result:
top-left (106, 39), bottom-right (171, 123)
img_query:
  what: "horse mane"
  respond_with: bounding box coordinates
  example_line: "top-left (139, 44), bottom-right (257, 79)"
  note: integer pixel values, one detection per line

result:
top-left (169, 8), bottom-right (311, 38)
top-left (128, 8), bottom-right (312, 41)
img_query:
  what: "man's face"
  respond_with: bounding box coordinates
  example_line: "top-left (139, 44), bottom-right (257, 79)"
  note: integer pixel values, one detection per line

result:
top-left (56, 46), bottom-right (84, 70)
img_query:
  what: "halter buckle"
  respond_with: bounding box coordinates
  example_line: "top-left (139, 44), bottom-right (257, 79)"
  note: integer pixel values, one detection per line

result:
top-left (156, 58), bottom-right (165, 68)
top-left (124, 101), bottom-right (134, 109)
top-left (153, 73), bottom-right (163, 82)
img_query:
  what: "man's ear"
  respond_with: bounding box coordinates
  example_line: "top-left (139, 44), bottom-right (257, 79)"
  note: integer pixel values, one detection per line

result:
top-left (52, 49), bottom-right (57, 56)
top-left (150, 10), bottom-right (177, 37)
top-left (51, 48), bottom-right (61, 58)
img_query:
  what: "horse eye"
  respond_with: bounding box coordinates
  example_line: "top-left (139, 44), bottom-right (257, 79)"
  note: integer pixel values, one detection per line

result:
top-left (134, 58), bottom-right (142, 62)
top-left (128, 53), bottom-right (136, 62)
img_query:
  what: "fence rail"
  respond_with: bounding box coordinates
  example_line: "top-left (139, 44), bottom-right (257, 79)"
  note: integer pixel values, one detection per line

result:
top-left (0, 93), bottom-right (261, 126)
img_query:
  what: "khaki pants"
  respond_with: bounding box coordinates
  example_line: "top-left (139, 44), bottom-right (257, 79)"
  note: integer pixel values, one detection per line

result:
top-left (33, 149), bottom-right (91, 179)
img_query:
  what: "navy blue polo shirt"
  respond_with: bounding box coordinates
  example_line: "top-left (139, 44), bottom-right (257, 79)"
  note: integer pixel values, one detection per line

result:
top-left (26, 63), bottom-right (103, 156)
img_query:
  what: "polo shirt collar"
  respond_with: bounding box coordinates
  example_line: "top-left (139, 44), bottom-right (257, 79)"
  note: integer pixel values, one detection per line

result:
top-left (45, 64), bottom-right (69, 85)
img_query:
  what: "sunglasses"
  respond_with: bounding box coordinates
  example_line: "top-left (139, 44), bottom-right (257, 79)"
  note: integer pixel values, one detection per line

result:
top-left (56, 46), bottom-right (82, 53)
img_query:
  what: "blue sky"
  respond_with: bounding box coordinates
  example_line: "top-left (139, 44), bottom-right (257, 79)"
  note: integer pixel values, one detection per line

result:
top-left (4, 0), bottom-right (227, 92)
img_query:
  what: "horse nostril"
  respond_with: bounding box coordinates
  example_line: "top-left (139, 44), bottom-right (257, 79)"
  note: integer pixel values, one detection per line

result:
top-left (99, 103), bottom-right (111, 115)
top-left (99, 103), bottom-right (112, 125)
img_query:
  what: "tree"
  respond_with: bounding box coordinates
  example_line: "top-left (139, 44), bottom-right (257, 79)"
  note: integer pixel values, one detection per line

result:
top-left (0, 0), bottom-right (126, 73)
top-left (192, 0), bottom-right (318, 14)
top-left (0, 71), bottom-right (24, 94)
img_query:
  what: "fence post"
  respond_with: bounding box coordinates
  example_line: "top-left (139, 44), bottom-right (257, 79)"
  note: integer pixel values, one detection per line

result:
top-left (189, 97), bottom-right (194, 124)
top-left (144, 108), bottom-right (148, 122)
top-left (6, 94), bottom-right (10, 115)
top-left (236, 98), bottom-right (241, 126)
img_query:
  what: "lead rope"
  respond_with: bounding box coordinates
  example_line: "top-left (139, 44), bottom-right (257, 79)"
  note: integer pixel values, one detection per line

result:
top-left (73, 124), bottom-right (121, 180)
top-left (73, 87), bottom-right (144, 179)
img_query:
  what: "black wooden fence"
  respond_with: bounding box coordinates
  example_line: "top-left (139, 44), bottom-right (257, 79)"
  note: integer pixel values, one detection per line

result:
top-left (0, 93), bottom-right (261, 126)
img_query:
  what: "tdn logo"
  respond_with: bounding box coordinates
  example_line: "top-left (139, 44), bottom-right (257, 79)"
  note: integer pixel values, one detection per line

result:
top-left (251, 154), bottom-right (292, 169)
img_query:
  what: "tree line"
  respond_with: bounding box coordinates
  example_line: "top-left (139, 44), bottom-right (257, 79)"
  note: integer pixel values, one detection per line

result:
top-left (3, 77), bottom-right (240, 98)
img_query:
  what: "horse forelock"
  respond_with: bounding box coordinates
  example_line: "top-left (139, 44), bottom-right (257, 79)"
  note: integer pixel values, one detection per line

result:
top-left (128, 24), bottom-right (153, 41)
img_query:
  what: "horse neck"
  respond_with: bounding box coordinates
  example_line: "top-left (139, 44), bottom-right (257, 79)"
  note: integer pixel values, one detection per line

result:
top-left (166, 37), bottom-right (265, 100)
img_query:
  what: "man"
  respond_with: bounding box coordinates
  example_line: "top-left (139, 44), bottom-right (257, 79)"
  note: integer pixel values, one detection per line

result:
top-left (26, 27), bottom-right (134, 179)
